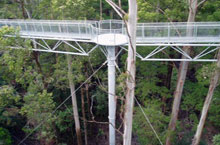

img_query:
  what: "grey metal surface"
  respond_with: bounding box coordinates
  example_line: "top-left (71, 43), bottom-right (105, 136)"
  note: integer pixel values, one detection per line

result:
top-left (107, 46), bottom-right (116, 145)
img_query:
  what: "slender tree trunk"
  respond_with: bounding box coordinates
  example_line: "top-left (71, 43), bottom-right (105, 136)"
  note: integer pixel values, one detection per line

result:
top-left (81, 87), bottom-right (88, 145)
top-left (118, 0), bottom-right (121, 8)
top-left (162, 62), bottom-right (173, 112)
top-left (166, 62), bottom-right (173, 90)
top-left (100, 0), bottom-right (102, 20)
top-left (192, 50), bottom-right (220, 145)
top-left (32, 51), bottom-right (48, 88)
top-left (85, 67), bottom-right (91, 119)
top-left (66, 54), bottom-right (82, 145)
top-left (166, 1), bottom-right (197, 145)
top-left (19, 1), bottom-right (48, 89)
top-left (123, 0), bottom-right (137, 145)
top-left (156, 0), bottom-right (160, 22)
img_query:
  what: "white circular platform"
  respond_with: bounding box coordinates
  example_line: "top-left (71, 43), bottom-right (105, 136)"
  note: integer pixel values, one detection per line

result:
top-left (93, 34), bottom-right (128, 46)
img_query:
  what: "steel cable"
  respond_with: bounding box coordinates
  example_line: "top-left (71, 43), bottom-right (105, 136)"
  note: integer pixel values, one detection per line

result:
top-left (18, 60), bottom-right (107, 145)
top-left (134, 96), bottom-right (164, 145)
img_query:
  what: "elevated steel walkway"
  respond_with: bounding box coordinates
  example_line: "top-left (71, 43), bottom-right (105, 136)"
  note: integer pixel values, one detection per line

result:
top-left (0, 19), bottom-right (220, 61)
top-left (1, 19), bottom-right (220, 44)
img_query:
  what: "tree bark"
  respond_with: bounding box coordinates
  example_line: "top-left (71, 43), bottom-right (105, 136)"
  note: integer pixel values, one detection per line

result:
top-left (32, 51), bottom-right (48, 88)
top-left (19, 0), bottom-right (48, 89)
top-left (100, 0), bottom-right (102, 20)
top-left (162, 62), bottom-right (173, 112)
top-left (81, 87), bottom-right (88, 145)
top-left (66, 54), bottom-right (82, 145)
top-left (166, 1), bottom-right (198, 145)
top-left (85, 66), bottom-right (90, 119)
top-left (118, 0), bottom-right (121, 8)
top-left (123, 0), bottom-right (137, 145)
top-left (192, 50), bottom-right (220, 145)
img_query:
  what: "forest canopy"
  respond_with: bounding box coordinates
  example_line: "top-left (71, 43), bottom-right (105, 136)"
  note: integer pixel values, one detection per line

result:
top-left (0, 0), bottom-right (220, 145)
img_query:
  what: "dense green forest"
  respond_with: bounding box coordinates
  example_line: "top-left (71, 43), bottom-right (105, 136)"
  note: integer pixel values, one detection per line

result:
top-left (0, 0), bottom-right (220, 145)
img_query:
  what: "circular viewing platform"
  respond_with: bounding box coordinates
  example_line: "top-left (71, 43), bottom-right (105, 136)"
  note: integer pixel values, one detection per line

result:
top-left (93, 33), bottom-right (128, 46)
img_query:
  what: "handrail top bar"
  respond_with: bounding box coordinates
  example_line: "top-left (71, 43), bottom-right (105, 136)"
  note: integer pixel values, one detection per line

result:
top-left (0, 19), bottom-right (97, 25)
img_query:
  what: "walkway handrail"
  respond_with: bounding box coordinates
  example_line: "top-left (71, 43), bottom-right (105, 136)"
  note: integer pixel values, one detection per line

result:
top-left (0, 19), bottom-right (220, 43)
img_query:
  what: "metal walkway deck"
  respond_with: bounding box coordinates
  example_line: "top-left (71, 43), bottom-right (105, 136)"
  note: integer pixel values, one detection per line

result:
top-left (1, 19), bottom-right (220, 44)
top-left (1, 19), bottom-right (220, 61)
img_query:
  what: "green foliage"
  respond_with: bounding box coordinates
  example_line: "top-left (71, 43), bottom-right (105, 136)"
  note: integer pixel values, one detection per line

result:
top-left (52, 54), bottom-right (86, 90)
top-left (182, 81), bottom-right (208, 120)
top-left (197, 0), bottom-right (220, 21)
top-left (213, 134), bottom-right (220, 145)
top-left (133, 99), bottom-right (169, 145)
top-left (92, 88), bottom-right (108, 117)
top-left (116, 72), bottom-right (127, 97)
top-left (0, 85), bottom-right (20, 108)
top-left (50, 0), bottom-right (97, 19)
top-left (196, 63), bottom-right (216, 86)
top-left (20, 90), bottom-right (56, 143)
top-left (175, 131), bottom-right (207, 145)
top-left (0, 127), bottom-right (12, 145)
top-left (0, 85), bottom-right (21, 127)
top-left (0, 0), bottom-right (22, 19)
top-left (192, 63), bottom-right (220, 128)
top-left (52, 55), bottom-right (70, 89)
top-left (0, 50), bottom-right (38, 88)
top-left (55, 108), bottom-right (74, 132)
top-left (0, 26), bottom-right (18, 48)
top-left (137, 0), bottom-right (188, 22)
top-left (1, 0), bottom-right (220, 144)
top-left (208, 87), bottom-right (220, 127)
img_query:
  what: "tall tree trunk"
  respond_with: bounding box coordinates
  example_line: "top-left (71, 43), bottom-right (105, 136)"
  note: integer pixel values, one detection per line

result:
top-left (156, 0), bottom-right (160, 22)
top-left (66, 54), bottom-right (82, 145)
top-left (118, 0), bottom-right (121, 8)
top-left (81, 87), bottom-right (88, 145)
top-left (166, 1), bottom-right (198, 145)
top-left (192, 50), bottom-right (220, 145)
top-left (85, 66), bottom-right (91, 119)
top-left (100, 0), bottom-right (102, 20)
top-left (162, 61), bottom-right (174, 112)
top-left (123, 0), bottom-right (137, 145)
top-left (32, 51), bottom-right (48, 88)
top-left (19, 0), bottom-right (48, 89)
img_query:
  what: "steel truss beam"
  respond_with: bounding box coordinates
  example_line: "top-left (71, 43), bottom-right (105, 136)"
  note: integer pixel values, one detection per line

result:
top-left (5, 37), bottom-right (220, 62)
top-left (8, 38), bottom-right (100, 56)
top-left (117, 46), bottom-right (219, 62)
top-left (138, 45), bottom-right (220, 62)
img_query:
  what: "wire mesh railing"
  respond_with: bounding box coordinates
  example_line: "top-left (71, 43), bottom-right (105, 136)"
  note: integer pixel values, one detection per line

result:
top-left (137, 23), bottom-right (220, 37)
top-left (0, 19), bottom-right (220, 43)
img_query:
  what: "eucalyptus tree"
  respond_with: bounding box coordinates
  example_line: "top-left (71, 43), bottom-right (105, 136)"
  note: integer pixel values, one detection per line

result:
top-left (123, 1), bottom-right (137, 144)
top-left (104, 0), bottom-right (137, 145)
top-left (166, 1), bottom-right (207, 144)
top-left (192, 50), bottom-right (220, 145)
top-left (66, 52), bottom-right (82, 145)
